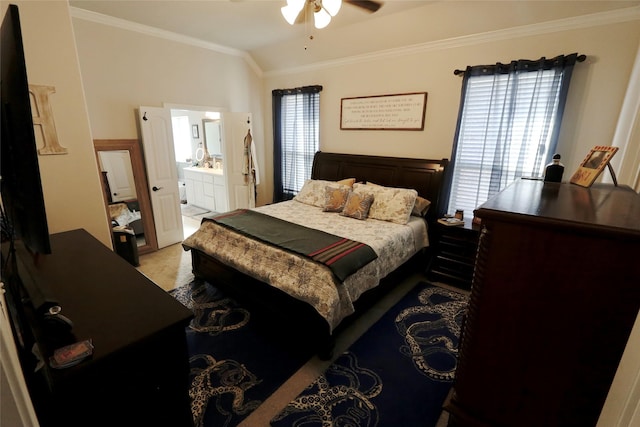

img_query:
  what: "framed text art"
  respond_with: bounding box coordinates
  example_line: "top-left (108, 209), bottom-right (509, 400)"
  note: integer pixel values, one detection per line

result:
top-left (570, 145), bottom-right (619, 187)
top-left (192, 124), bottom-right (199, 138)
top-left (340, 92), bottom-right (427, 130)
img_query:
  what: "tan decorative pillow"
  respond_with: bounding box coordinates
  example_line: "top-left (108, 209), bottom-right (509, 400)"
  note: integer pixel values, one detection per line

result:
top-left (412, 196), bottom-right (431, 217)
top-left (340, 192), bottom-right (374, 220)
top-left (294, 179), bottom-right (352, 207)
top-left (323, 186), bottom-right (351, 212)
top-left (354, 182), bottom-right (417, 224)
top-left (337, 178), bottom-right (356, 187)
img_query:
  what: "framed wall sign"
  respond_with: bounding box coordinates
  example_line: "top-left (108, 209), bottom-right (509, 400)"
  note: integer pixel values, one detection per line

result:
top-left (192, 124), bottom-right (199, 138)
top-left (340, 92), bottom-right (427, 130)
top-left (569, 145), bottom-right (619, 187)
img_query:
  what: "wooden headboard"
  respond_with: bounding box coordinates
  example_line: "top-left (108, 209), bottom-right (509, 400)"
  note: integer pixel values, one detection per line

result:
top-left (311, 151), bottom-right (448, 224)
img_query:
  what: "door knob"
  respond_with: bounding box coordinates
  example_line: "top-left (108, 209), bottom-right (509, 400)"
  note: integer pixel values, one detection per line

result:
top-left (152, 186), bottom-right (163, 192)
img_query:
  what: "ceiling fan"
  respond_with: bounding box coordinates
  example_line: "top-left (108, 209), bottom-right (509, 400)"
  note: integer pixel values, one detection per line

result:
top-left (344, 1), bottom-right (383, 13)
top-left (282, 0), bottom-right (383, 29)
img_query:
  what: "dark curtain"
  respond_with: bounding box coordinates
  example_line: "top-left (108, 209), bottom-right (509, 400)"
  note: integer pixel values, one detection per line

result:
top-left (272, 85), bottom-right (322, 202)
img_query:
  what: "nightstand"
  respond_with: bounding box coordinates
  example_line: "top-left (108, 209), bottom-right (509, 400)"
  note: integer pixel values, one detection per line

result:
top-left (427, 217), bottom-right (480, 289)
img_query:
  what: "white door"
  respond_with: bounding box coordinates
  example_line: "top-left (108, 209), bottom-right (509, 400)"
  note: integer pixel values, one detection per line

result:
top-left (98, 150), bottom-right (136, 202)
top-left (221, 112), bottom-right (253, 210)
top-left (138, 106), bottom-right (183, 248)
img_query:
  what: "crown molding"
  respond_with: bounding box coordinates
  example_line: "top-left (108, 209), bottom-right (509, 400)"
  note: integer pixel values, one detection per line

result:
top-left (69, 6), bottom-right (263, 77)
top-left (69, 5), bottom-right (639, 79)
top-left (265, 5), bottom-right (640, 77)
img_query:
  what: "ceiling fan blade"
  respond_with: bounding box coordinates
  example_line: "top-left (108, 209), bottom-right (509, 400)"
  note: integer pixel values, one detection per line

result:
top-left (345, 0), bottom-right (383, 13)
top-left (292, 0), bottom-right (383, 25)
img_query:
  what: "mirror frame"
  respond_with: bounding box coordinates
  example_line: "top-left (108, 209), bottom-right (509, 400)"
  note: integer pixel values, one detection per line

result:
top-left (94, 139), bottom-right (158, 255)
top-left (202, 118), bottom-right (223, 157)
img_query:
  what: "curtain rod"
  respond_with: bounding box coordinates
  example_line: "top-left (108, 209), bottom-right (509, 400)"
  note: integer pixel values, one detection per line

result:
top-left (453, 54), bottom-right (587, 75)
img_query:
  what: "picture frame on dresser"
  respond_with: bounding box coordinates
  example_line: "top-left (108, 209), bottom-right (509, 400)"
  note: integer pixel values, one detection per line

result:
top-left (569, 145), bottom-right (619, 187)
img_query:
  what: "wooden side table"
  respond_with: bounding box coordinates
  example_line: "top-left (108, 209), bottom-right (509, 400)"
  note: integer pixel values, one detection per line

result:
top-left (427, 217), bottom-right (480, 289)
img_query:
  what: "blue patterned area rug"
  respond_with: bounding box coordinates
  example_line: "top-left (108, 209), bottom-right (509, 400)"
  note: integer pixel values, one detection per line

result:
top-left (271, 282), bottom-right (468, 427)
top-left (170, 280), bottom-right (314, 427)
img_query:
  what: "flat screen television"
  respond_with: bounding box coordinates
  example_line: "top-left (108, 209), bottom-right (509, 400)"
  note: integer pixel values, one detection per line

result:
top-left (1, 4), bottom-right (51, 256)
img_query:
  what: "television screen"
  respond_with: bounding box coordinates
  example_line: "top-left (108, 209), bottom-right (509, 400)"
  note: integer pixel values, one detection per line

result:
top-left (1, 4), bottom-right (51, 255)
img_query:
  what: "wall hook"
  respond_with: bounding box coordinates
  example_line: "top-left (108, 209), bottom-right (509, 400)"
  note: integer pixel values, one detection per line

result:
top-left (143, 112), bottom-right (148, 121)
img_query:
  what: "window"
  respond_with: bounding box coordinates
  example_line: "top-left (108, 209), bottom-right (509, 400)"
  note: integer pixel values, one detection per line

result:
top-left (445, 54), bottom-right (582, 216)
top-left (272, 85), bottom-right (322, 202)
top-left (171, 116), bottom-right (191, 162)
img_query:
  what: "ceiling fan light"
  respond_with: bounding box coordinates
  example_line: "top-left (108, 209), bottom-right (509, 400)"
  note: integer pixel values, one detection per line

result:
top-left (314, 7), bottom-right (331, 29)
top-left (323, 0), bottom-right (342, 17)
top-left (281, 4), bottom-right (302, 25)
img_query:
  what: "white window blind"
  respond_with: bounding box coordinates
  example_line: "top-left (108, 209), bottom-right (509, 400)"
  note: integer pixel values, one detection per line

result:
top-left (447, 69), bottom-right (565, 217)
top-left (280, 92), bottom-right (320, 195)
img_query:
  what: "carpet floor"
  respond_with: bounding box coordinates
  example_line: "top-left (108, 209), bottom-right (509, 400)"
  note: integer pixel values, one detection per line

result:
top-left (169, 278), bottom-right (467, 427)
top-left (139, 242), bottom-right (465, 426)
top-left (170, 279), bottom-right (315, 427)
top-left (270, 281), bottom-right (468, 427)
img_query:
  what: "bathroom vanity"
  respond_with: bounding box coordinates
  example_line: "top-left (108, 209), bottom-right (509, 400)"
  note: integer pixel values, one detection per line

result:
top-left (183, 166), bottom-right (228, 212)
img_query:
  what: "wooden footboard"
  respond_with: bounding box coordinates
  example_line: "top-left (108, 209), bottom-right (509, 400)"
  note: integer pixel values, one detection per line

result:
top-left (190, 247), bottom-right (427, 359)
top-left (190, 248), bottom-right (336, 358)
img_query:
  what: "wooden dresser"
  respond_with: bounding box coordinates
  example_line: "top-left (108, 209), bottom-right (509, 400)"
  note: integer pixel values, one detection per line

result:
top-left (445, 180), bottom-right (640, 427)
top-left (3, 229), bottom-right (194, 426)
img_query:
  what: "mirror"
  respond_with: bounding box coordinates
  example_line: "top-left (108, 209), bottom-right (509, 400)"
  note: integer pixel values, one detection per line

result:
top-left (94, 139), bottom-right (158, 255)
top-left (203, 118), bottom-right (222, 158)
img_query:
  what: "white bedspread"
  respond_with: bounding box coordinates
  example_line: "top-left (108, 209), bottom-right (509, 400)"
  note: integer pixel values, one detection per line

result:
top-left (182, 200), bottom-right (428, 331)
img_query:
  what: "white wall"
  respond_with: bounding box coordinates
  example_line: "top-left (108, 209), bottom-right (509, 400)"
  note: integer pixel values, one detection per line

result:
top-left (1, 1), bottom-right (111, 247)
top-left (264, 17), bottom-right (640, 201)
top-left (71, 5), bottom-right (640, 206)
top-left (71, 17), bottom-right (267, 204)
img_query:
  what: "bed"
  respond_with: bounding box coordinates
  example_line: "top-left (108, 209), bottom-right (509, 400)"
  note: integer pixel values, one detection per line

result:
top-left (182, 151), bottom-right (448, 358)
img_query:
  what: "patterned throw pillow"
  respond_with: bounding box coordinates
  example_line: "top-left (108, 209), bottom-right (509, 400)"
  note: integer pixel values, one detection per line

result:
top-left (294, 179), bottom-right (353, 207)
top-left (323, 186), bottom-right (351, 212)
top-left (354, 183), bottom-right (417, 225)
top-left (340, 192), bottom-right (374, 220)
top-left (366, 181), bottom-right (429, 217)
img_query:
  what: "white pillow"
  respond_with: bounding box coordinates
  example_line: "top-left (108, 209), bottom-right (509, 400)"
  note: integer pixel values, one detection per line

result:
top-left (353, 182), bottom-right (417, 224)
top-left (366, 181), bottom-right (430, 217)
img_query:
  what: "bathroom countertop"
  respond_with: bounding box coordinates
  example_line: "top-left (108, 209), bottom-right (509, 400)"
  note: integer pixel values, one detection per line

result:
top-left (184, 166), bottom-right (223, 175)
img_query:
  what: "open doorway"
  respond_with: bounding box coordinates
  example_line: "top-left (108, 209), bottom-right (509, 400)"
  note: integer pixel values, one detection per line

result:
top-left (139, 104), bottom-right (252, 245)
top-left (169, 108), bottom-right (222, 239)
